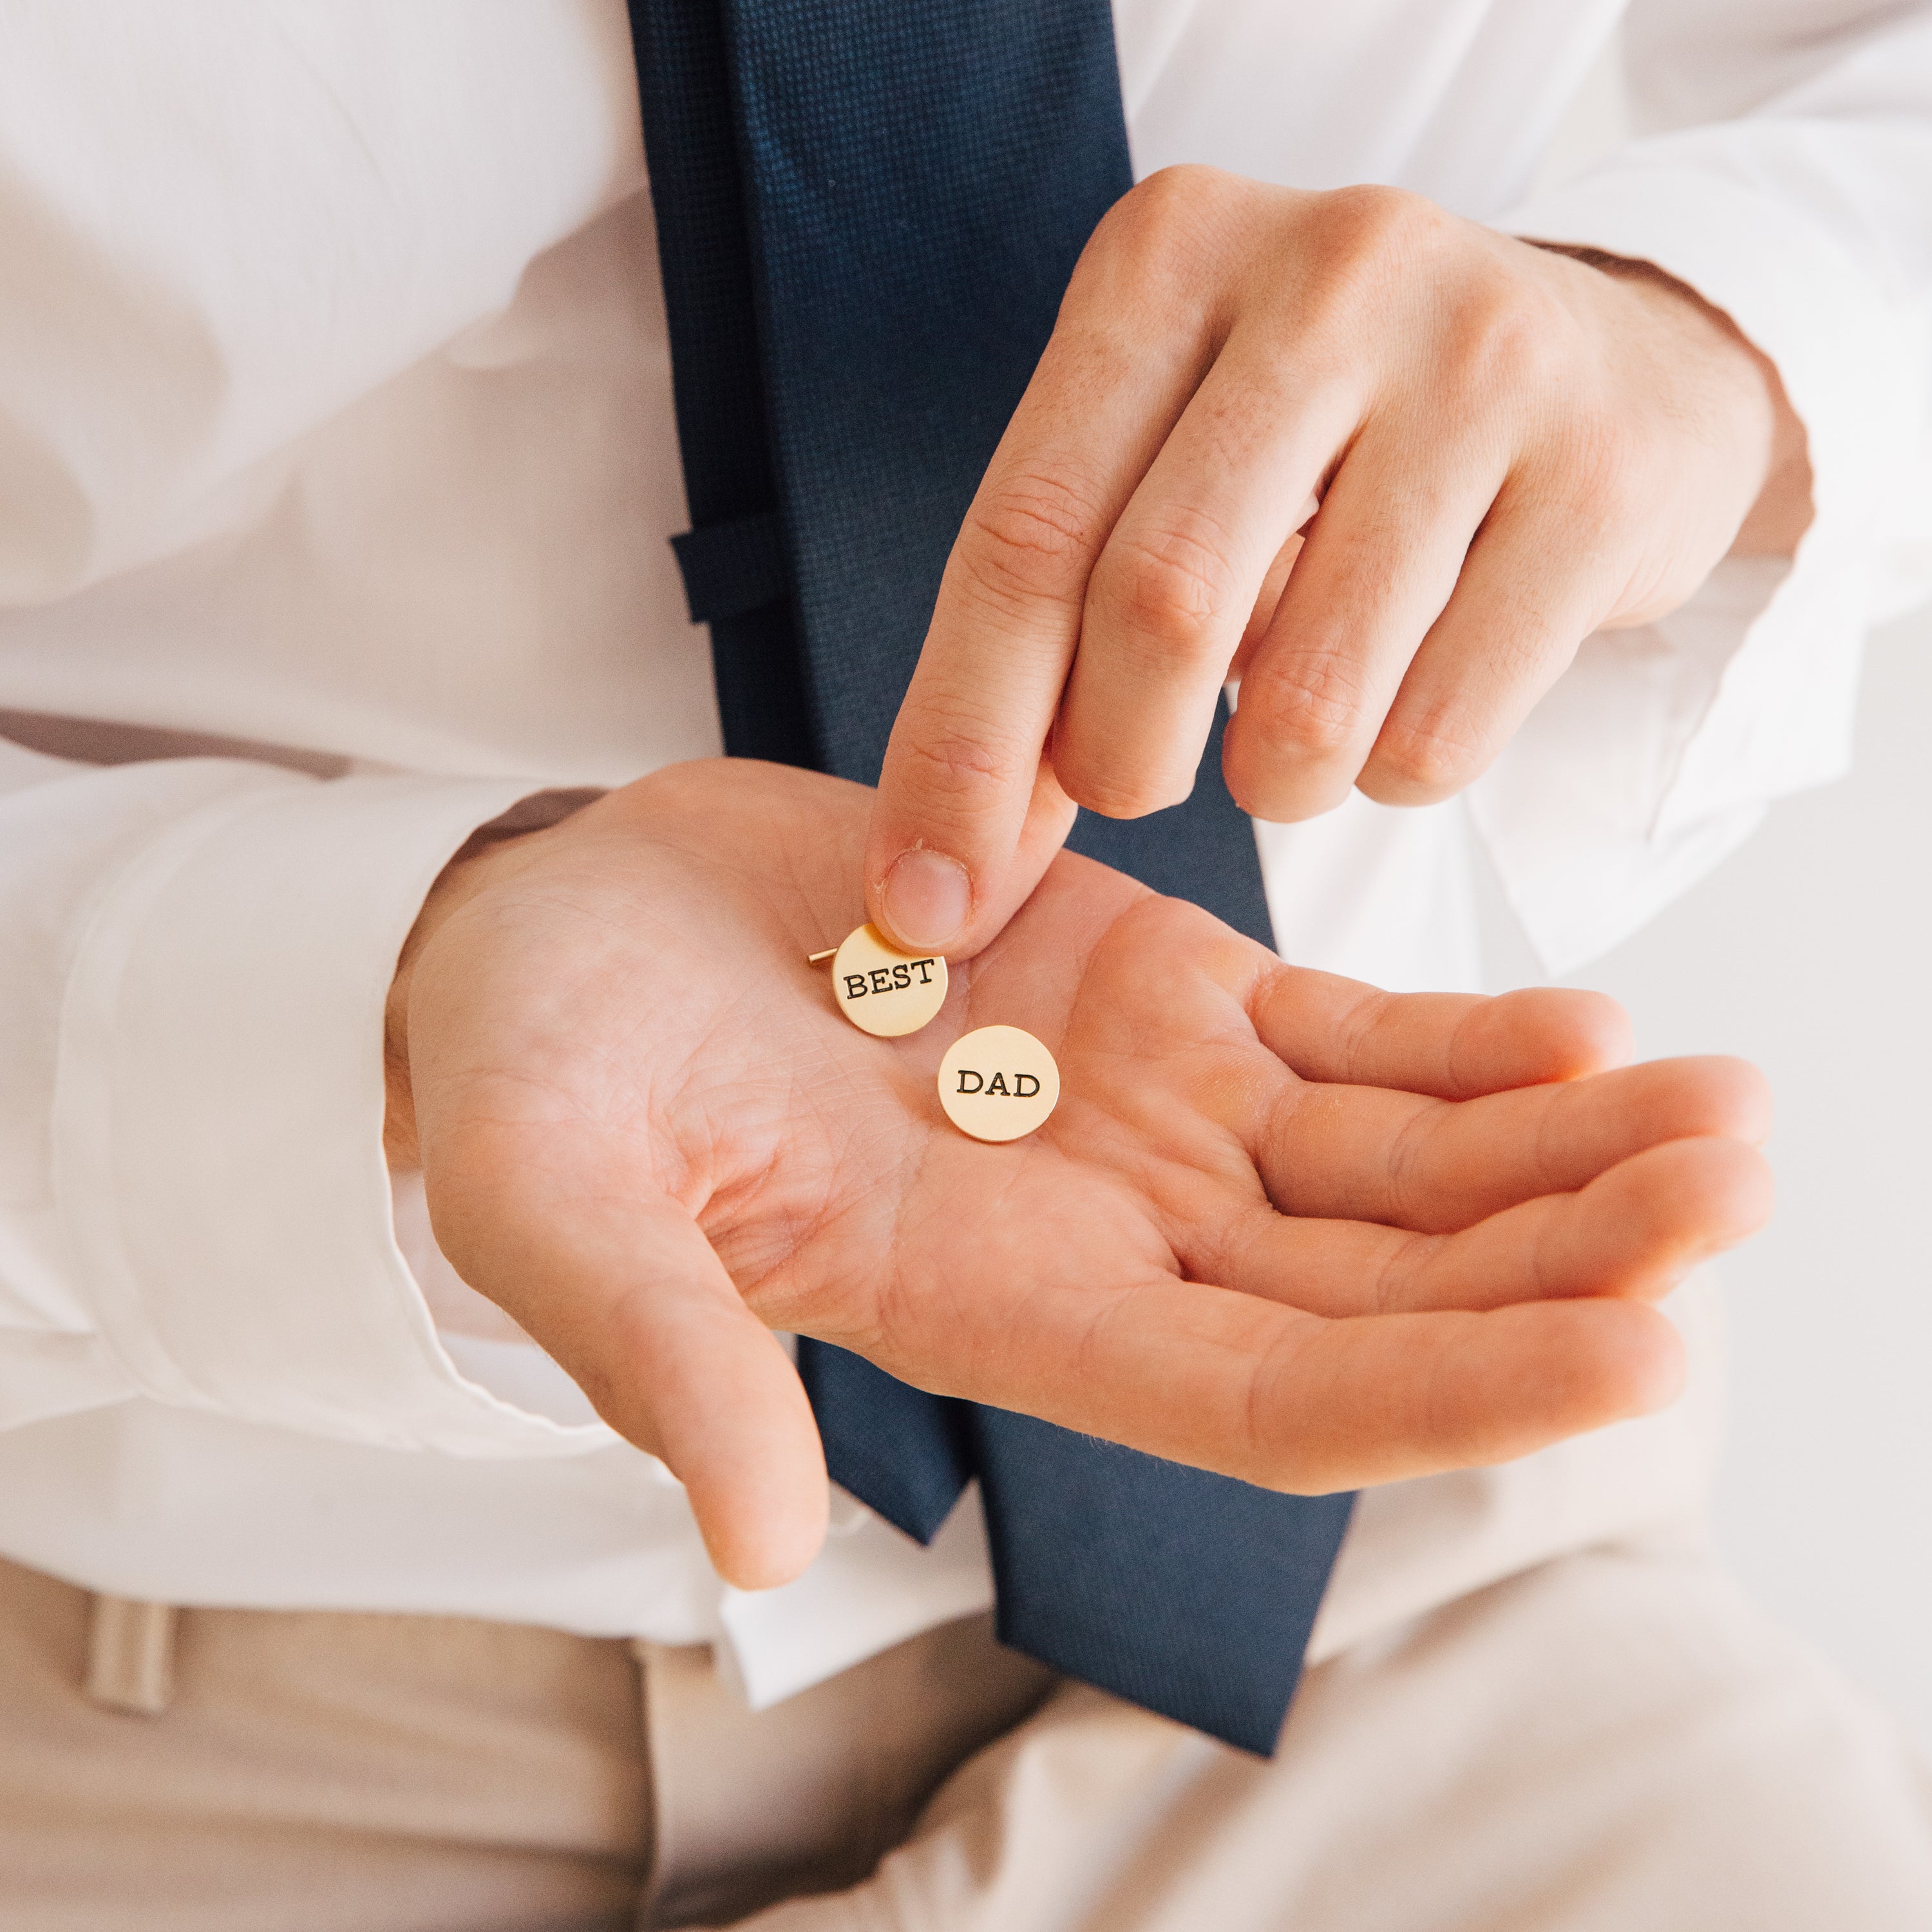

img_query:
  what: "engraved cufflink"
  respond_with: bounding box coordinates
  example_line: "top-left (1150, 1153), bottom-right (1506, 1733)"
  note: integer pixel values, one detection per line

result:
top-left (810, 931), bottom-right (1059, 1142)
top-left (938, 1025), bottom-right (1060, 1142)
top-left (814, 923), bottom-right (949, 1037)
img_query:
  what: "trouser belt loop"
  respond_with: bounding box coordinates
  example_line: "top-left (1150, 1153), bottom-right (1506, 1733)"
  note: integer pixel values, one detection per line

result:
top-left (84, 1595), bottom-right (178, 1715)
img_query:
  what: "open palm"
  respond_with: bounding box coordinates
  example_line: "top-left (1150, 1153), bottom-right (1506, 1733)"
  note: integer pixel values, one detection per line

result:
top-left (390, 760), bottom-right (1770, 1586)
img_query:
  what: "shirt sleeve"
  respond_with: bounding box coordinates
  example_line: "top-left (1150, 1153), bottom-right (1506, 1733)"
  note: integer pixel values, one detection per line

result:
top-left (0, 3), bottom-right (645, 608)
top-left (1472, 1), bottom-right (1932, 973)
top-left (0, 737), bottom-right (616, 1458)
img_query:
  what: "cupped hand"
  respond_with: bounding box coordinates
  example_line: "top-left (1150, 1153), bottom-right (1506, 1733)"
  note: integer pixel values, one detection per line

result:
top-left (864, 168), bottom-right (1811, 958)
top-left (388, 759), bottom-right (1772, 1590)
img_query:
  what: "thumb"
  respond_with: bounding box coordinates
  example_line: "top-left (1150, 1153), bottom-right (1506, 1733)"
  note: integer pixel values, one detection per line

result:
top-left (866, 742), bottom-right (1078, 961)
top-left (426, 1142), bottom-right (829, 1591)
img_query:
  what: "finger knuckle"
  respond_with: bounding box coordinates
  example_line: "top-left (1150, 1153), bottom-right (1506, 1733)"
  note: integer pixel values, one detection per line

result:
top-left (1084, 165), bottom-right (1251, 316)
top-left (1370, 706), bottom-right (1493, 797)
top-left (1247, 649), bottom-right (1371, 762)
top-left (954, 468), bottom-right (1110, 617)
top-left (895, 710), bottom-right (1030, 806)
top-left (1110, 163), bottom-right (1236, 253)
top-left (1092, 515), bottom-right (1244, 661)
top-left (1244, 1330), bottom-right (1310, 1474)
top-left (1453, 274), bottom-right (1578, 399)
top-left (1271, 187), bottom-right (1461, 359)
top-left (1311, 184), bottom-right (1454, 285)
top-left (1060, 759), bottom-right (1188, 821)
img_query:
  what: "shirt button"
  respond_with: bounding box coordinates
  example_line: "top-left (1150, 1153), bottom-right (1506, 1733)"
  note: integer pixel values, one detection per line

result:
top-left (938, 1025), bottom-right (1060, 1142)
top-left (828, 923), bottom-right (949, 1036)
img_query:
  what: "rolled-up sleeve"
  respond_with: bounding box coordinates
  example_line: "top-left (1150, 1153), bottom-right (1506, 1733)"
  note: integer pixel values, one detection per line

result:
top-left (0, 741), bottom-right (614, 1457)
top-left (1473, 1), bottom-right (1932, 972)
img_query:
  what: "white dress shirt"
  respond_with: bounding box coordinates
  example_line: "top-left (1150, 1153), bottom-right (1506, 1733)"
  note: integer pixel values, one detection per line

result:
top-left (0, 0), bottom-right (1926, 1710)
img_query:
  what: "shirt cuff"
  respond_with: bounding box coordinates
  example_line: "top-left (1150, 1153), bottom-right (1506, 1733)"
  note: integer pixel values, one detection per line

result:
top-left (1472, 155), bottom-right (1926, 972)
top-left (52, 765), bottom-right (619, 1457)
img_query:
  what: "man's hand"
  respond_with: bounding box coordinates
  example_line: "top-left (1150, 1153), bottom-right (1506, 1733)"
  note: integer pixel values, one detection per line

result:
top-left (387, 760), bottom-right (1771, 1592)
top-left (864, 170), bottom-right (1812, 957)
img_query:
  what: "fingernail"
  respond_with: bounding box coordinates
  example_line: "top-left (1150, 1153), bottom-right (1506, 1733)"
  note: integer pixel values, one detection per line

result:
top-left (880, 849), bottom-right (971, 952)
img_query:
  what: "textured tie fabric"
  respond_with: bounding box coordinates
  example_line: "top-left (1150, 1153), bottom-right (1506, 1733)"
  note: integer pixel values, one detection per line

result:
top-left (629, 0), bottom-right (1354, 1756)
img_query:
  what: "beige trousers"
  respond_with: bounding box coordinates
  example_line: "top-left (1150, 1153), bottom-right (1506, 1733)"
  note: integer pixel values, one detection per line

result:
top-left (3, 1541), bottom-right (1929, 1932)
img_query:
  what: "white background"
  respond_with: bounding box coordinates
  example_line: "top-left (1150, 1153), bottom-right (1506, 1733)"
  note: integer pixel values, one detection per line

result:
top-left (1516, 48), bottom-right (1932, 1756)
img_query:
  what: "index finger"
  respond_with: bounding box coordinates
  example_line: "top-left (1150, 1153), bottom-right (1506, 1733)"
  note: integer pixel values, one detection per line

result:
top-left (865, 255), bottom-right (1217, 957)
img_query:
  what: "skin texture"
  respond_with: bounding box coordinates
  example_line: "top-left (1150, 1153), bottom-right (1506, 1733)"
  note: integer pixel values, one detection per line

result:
top-left (386, 760), bottom-right (1774, 1591)
top-left (864, 171), bottom-right (1814, 958)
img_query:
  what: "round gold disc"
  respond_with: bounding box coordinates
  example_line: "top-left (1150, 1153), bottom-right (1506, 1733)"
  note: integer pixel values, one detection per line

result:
top-left (829, 923), bottom-right (949, 1037)
top-left (938, 1025), bottom-right (1060, 1142)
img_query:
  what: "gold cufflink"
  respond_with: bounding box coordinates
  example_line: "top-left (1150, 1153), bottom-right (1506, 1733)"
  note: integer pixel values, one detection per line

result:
top-left (811, 923), bottom-right (949, 1037)
top-left (938, 1025), bottom-right (1060, 1142)
top-left (810, 934), bottom-right (1059, 1142)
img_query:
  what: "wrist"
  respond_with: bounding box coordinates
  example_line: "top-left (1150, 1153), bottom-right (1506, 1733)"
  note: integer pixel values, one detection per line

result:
top-left (383, 788), bottom-right (603, 1168)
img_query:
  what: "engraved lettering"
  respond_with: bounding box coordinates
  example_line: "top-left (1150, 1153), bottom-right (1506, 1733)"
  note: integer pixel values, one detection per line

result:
top-left (891, 962), bottom-right (913, 990)
top-left (913, 958), bottom-right (936, 983)
top-left (869, 969), bottom-right (893, 995)
top-left (985, 1072), bottom-right (1010, 1095)
top-left (956, 1070), bottom-right (983, 1094)
top-left (1014, 1073), bottom-right (1040, 1097)
top-left (842, 974), bottom-right (869, 1000)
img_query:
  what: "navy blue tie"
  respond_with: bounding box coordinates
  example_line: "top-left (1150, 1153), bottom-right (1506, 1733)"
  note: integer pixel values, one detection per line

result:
top-left (629, 0), bottom-right (1354, 1756)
